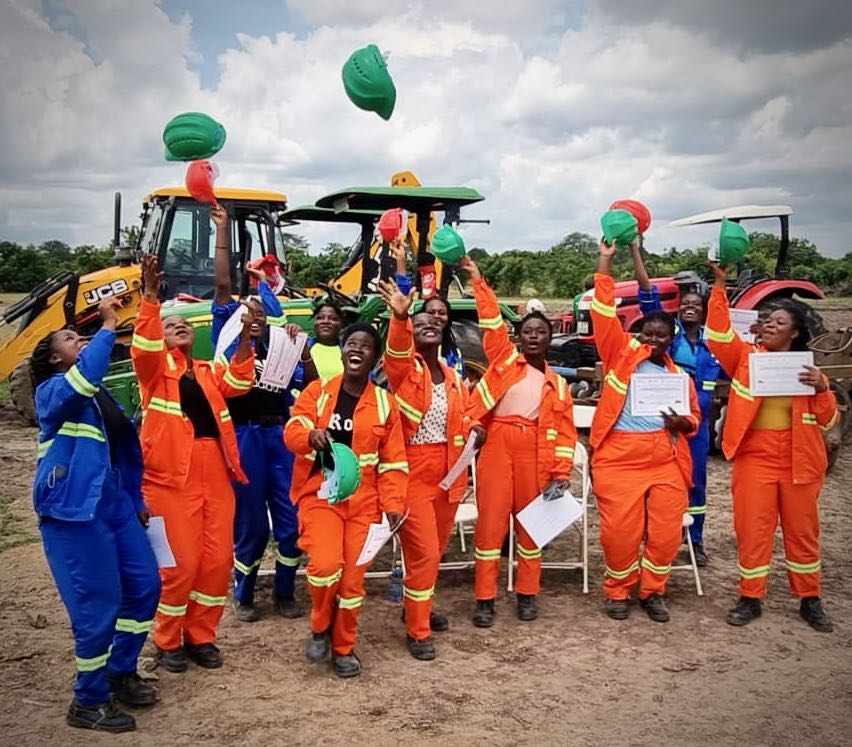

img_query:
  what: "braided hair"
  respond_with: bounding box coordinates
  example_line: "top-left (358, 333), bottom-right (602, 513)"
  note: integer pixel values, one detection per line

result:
top-left (30, 332), bottom-right (59, 388)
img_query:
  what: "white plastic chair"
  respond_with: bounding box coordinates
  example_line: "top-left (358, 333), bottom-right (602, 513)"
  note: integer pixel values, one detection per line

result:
top-left (507, 441), bottom-right (591, 594)
top-left (671, 512), bottom-right (704, 596)
top-left (439, 458), bottom-right (478, 572)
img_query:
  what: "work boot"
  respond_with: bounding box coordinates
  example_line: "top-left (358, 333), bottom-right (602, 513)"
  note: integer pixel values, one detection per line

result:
top-left (233, 601), bottom-right (260, 623)
top-left (430, 610), bottom-right (450, 632)
top-left (605, 598), bottom-right (630, 620)
top-left (155, 645), bottom-right (188, 673)
top-left (517, 594), bottom-right (538, 622)
top-left (640, 594), bottom-right (670, 623)
top-left (305, 631), bottom-right (330, 663)
top-left (107, 671), bottom-right (157, 707)
top-left (332, 652), bottom-right (362, 678)
top-left (726, 596), bottom-right (762, 627)
top-left (472, 599), bottom-right (495, 628)
top-left (693, 541), bottom-right (709, 568)
top-left (184, 642), bottom-right (223, 669)
top-left (66, 698), bottom-right (136, 733)
top-left (275, 595), bottom-right (305, 619)
top-left (800, 597), bottom-right (834, 633)
top-left (406, 635), bottom-right (437, 661)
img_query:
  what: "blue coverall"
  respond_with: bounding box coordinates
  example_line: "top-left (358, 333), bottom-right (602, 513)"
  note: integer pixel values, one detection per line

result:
top-left (639, 286), bottom-right (724, 543)
top-left (33, 329), bottom-right (160, 706)
top-left (212, 282), bottom-right (303, 605)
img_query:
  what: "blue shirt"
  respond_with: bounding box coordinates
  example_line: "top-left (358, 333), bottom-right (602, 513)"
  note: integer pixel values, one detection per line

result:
top-left (614, 359), bottom-right (667, 432)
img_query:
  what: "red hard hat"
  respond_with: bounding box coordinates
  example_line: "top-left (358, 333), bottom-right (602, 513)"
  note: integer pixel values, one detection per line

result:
top-left (377, 208), bottom-right (405, 242)
top-left (185, 159), bottom-right (218, 206)
top-left (609, 199), bottom-right (651, 235)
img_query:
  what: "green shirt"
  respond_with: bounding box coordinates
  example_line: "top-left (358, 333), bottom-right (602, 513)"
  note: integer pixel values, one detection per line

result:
top-left (311, 342), bottom-right (344, 380)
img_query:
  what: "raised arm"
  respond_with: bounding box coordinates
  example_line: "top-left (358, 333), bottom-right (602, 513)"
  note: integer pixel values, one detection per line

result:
top-left (591, 240), bottom-right (634, 367)
top-left (130, 255), bottom-right (166, 388)
top-left (213, 311), bottom-right (255, 397)
top-left (704, 262), bottom-right (751, 377)
top-left (379, 279), bottom-right (417, 391)
top-left (632, 241), bottom-right (662, 314)
top-left (212, 205), bottom-right (232, 306)
top-left (460, 257), bottom-right (515, 363)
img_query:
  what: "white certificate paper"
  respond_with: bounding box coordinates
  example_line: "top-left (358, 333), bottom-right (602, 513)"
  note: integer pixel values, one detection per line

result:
top-left (439, 431), bottom-right (478, 491)
top-left (214, 303), bottom-right (250, 361)
top-left (145, 516), bottom-right (176, 568)
top-left (355, 511), bottom-right (409, 567)
top-left (730, 308), bottom-right (759, 343)
top-left (629, 373), bottom-right (691, 416)
top-left (260, 326), bottom-right (307, 389)
top-left (749, 351), bottom-right (815, 396)
top-left (516, 490), bottom-right (583, 549)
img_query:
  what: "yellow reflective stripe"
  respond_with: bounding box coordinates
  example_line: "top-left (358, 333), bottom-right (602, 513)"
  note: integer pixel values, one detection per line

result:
top-left (475, 377), bottom-right (496, 410)
top-left (75, 647), bottom-right (112, 672)
top-left (606, 370), bottom-right (628, 395)
top-left (316, 391), bottom-right (330, 416)
top-left (148, 397), bottom-right (184, 417)
top-left (57, 422), bottom-right (105, 442)
top-left (275, 549), bottom-right (302, 567)
top-left (394, 394), bottom-right (423, 425)
top-left (337, 595), bottom-right (364, 610)
top-left (189, 590), bottom-right (228, 607)
top-left (591, 298), bottom-right (616, 318)
top-left (375, 387), bottom-right (390, 425)
top-left (731, 378), bottom-right (754, 402)
top-left (555, 446), bottom-right (575, 459)
top-left (386, 344), bottom-right (413, 358)
top-left (706, 326), bottom-right (735, 343)
top-left (702, 380), bottom-right (717, 391)
top-left (504, 350), bottom-right (519, 366)
top-left (478, 315), bottom-right (504, 330)
top-left (821, 410), bottom-right (839, 432)
top-left (403, 586), bottom-right (434, 602)
top-left (546, 428), bottom-right (558, 441)
top-left (234, 557), bottom-right (261, 575)
top-left (606, 560), bottom-right (639, 580)
top-left (64, 365), bottom-right (98, 397)
top-left (157, 602), bottom-right (187, 617)
top-left (687, 505), bottom-right (706, 515)
top-left (223, 369), bottom-right (252, 390)
top-left (556, 375), bottom-right (567, 400)
top-left (453, 434), bottom-right (465, 446)
top-left (115, 618), bottom-right (153, 635)
top-left (628, 336), bottom-right (641, 350)
top-left (640, 557), bottom-right (671, 575)
top-left (378, 461), bottom-right (409, 474)
top-left (219, 409), bottom-right (232, 422)
top-left (37, 439), bottom-right (54, 458)
top-left (290, 415), bottom-right (313, 430)
top-left (358, 452), bottom-right (379, 467)
top-left (474, 547), bottom-right (501, 560)
top-left (307, 569), bottom-right (342, 587)
top-left (166, 353), bottom-right (177, 371)
top-left (516, 544), bottom-right (542, 560)
top-left (131, 333), bottom-right (164, 352)
top-left (785, 559), bottom-right (821, 574)
top-left (267, 316), bottom-right (288, 327)
top-left (738, 564), bottom-right (771, 579)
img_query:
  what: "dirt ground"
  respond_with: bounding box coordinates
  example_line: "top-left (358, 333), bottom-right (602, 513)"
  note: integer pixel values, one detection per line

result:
top-left (1, 308), bottom-right (851, 746)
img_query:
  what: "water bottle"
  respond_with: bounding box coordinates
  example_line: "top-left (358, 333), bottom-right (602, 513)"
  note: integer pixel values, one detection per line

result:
top-left (388, 563), bottom-right (403, 603)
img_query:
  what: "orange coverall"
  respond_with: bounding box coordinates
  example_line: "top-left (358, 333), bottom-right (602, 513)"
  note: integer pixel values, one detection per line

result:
top-left (466, 278), bottom-right (577, 600)
top-left (284, 377), bottom-right (407, 656)
top-left (384, 314), bottom-right (473, 641)
top-left (131, 299), bottom-right (254, 650)
top-left (706, 286), bottom-right (837, 598)
top-left (590, 273), bottom-right (700, 601)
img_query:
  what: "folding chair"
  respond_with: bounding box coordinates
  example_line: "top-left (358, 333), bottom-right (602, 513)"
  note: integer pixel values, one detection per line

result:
top-left (507, 441), bottom-right (591, 594)
top-left (440, 457), bottom-right (478, 572)
top-left (670, 513), bottom-right (704, 596)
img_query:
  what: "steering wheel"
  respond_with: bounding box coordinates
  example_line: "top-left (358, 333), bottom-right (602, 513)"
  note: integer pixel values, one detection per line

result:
top-left (316, 282), bottom-right (359, 308)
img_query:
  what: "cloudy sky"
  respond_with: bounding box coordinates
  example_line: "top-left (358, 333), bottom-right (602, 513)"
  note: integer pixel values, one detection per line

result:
top-left (2, 0), bottom-right (851, 257)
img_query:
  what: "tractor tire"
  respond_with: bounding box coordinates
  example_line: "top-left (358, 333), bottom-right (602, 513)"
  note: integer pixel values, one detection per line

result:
top-left (9, 359), bottom-right (37, 426)
top-left (757, 298), bottom-right (826, 339)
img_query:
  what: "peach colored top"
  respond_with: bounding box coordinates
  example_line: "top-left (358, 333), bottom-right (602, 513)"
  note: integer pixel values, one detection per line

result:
top-left (494, 364), bottom-right (545, 420)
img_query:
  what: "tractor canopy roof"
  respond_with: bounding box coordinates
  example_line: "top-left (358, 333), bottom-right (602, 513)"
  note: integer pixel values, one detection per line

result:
top-left (670, 205), bottom-right (793, 226)
top-left (315, 186), bottom-right (484, 213)
top-left (145, 186), bottom-right (288, 205)
top-left (280, 205), bottom-right (382, 225)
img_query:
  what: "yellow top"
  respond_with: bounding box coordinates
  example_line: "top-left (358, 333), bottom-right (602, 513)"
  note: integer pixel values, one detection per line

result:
top-left (311, 343), bottom-right (344, 380)
top-left (751, 396), bottom-right (793, 430)
top-left (145, 187), bottom-right (287, 204)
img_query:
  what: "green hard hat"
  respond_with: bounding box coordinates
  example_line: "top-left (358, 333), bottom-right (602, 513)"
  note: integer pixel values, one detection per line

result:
top-left (718, 217), bottom-right (749, 264)
top-left (430, 224), bottom-right (466, 265)
top-left (341, 44), bottom-right (396, 120)
top-left (600, 209), bottom-right (639, 248)
top-left (322, 442), bottom-right (362, 505)
top-left (163, 112), bottom-right (227, 162)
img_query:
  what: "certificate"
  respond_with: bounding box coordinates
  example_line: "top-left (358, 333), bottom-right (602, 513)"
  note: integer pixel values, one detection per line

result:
top-left (749, 351), bottom-right (815, 396)
top-left (629, 373), bottom-right (691, 416)
top-left (439, 431), bottom-right (478, 491)
top-left (730, 308), bottom-right (759, 343)
top-left (516, 490), bottom-right (583, 549)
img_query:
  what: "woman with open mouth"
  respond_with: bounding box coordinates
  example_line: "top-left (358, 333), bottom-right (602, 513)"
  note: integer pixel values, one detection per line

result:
top-left (284, 323), bottom-right (408, 678)
top-left (379, 279), bottom-right (486, 660)
top-left (132, 255), bottom-right (255, 673)
top-left (461, 257), bottom-right (578, 628)
top-left (706, 261), bottom-right (836, 632)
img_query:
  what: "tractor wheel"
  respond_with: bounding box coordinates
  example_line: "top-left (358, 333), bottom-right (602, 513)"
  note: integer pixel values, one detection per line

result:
top-left (9, 359), bottom-right (37, 426)
top-left (825, 382), bottom-right (851, 472)
top-left (757, 297), bottom-right (826, 339)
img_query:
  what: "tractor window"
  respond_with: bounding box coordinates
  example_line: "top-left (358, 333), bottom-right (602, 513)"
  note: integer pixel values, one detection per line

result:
top-left (163, 206), bottom-right (215, 274)
top-left (236, 212), bottom-right (272, 265)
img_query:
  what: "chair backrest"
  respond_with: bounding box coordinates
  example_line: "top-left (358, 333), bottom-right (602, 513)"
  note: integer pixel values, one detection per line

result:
top-left (573, 405), bottom-right (596, 429)
top-left (573, 440), bottom-right (589, 469)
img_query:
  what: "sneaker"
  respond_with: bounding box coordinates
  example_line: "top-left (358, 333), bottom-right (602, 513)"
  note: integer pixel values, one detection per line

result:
top-left (184, 642), bottom-right (223, 669)
top-left (640, 594), bottom-right (670, 623)
top-left (693, 542), bottom-right (709, 568)
top-left (517, 594), bottom-right (538, 622)
top-left (233, 601), bottom-right (260, 623)
top-left (430, 610), bottom-right (450, 632)
top-left (406, 635), bottom-right (437, 661)
top-left (605, 598), bottom-right (630, 620)
top-left (332, 652), bottom-right (362, 678)
top-left (472, 599), bottom-right (495, 628)
top-left (275, 595), bottom-right (305, 619)
top-left (305, 631), bottom-right (330, 663)
top-left (66, 698), bottom-right (136, 733)
top-left (107, 671), bottom-right (157, 707)
top-left (800, 597), bottom-right (833, 633)
top-left (726, 596), bottom-right (762, 627)
top-left (155, 645), bottom-right (188, 673)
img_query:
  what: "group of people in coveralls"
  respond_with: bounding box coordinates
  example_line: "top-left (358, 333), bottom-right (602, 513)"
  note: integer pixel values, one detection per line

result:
top-left (30, 215), bottom-right (837, 733)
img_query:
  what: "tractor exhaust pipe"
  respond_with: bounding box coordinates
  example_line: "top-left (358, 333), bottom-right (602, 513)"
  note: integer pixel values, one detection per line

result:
top-left (113, 192), bottom-right (122, 248)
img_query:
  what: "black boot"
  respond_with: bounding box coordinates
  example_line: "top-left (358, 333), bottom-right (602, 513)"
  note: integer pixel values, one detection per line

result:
top-left (107, 671), bottom-right (157, 706)
top-left (605, 598), bottom-right (630, 620)
top-left (517, 594), bottom-right (538, 621)
top-left (233, 601), bottom-right (260, 623)
top-left (693, 541), bottom-right (708, 568)
top-left (184, 642), bottom-right (223, 669)
top-left (275, 595), bottom-right (305, 619)
top-left (155, 645), bottom-right (188, 673)
top-left (66, 698), bottom-right (136, 733)
top-left (726, 596), bottom-right (762, 626)
top-left (473, 599), bottom-right (495, 628)
top-left (305, 631), bottom-right (330, 663)
top-left (332, 652), bottom-right (362, 678)
top-left (430, 610), bottom-right (450, 632)
top-left (640, 594), bottom-right (670, 623)
top-left (406, 636), bottom-right (437, 661)
top-left (800, 597), bottom-right (833, 633)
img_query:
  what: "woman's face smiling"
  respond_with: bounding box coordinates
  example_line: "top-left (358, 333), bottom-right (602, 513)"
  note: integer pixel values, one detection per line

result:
top-left (342, 331), bottom-right (377, 377)
top-left (314, 306), bottom-right (342, 345)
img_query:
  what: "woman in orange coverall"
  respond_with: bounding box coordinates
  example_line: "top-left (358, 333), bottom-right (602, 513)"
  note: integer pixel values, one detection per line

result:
top-left (379, 279), bottom-right (486, 660)
top-left (131, 256), bottom-right (255, 673)
top-left (284, 323), bottom-right (408, 678)
top-left (462, 257), bottom-right (578, 628)
top-left (705, 262), bottom-right (836, 632)
top-left (589, 239), bottom-right (700, 623)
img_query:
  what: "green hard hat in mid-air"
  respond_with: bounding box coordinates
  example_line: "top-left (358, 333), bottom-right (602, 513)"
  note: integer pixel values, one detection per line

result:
top-left (322, 442), bottom-right (362, 505)
top-left (718, 217), bottom-right (750, 264)
top-left (342, 44), bottom-right (396, 120)
top-left (430, 224), bottom-right (466, 265)
top-left (600, 209), bottom-right (639, 248)
top-left (163, 112), bottom-right (227, 162)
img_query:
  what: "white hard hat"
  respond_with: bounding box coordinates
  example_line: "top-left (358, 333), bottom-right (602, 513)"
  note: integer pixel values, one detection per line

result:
top-left (525, 298), bottom-right (546, 314)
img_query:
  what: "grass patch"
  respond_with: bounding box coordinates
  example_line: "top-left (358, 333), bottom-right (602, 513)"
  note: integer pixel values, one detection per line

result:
top-left (0, 494), bottom-right (39, 553)
top-left (813, 296), bottom-right (852, 308)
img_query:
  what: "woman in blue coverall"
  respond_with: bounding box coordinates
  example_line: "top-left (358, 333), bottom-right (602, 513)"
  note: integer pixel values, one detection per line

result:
top-left (30, 297), bottom-right (161, 734)
top-left (632, 244), bottom-right (722, 566)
